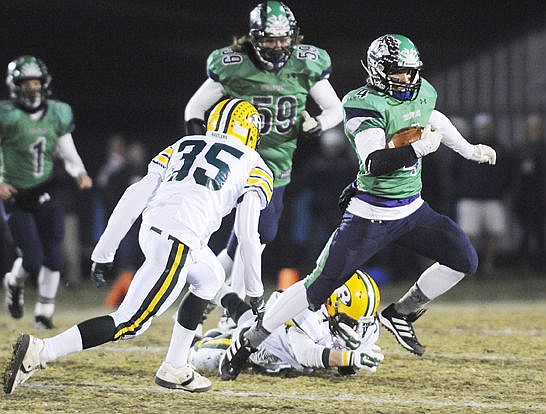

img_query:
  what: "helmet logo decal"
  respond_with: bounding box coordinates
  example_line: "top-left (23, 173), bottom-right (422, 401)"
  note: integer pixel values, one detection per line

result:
top-left (19, 62), bottom-right (43, 78)
top-left (334, 284), bottom-right (352, 307)
top-left (265, 14), bottom-right (291, 36)
top-left (399, 48), bottom-right (420, 66)
top-left (248, 113), bottom-right (262, 131)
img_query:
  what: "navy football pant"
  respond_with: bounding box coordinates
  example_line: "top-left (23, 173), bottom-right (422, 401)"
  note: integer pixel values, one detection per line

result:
top-left (6, 199), bottom-right (65, 274)
top-left (305, 202), bottom-right (478, 308)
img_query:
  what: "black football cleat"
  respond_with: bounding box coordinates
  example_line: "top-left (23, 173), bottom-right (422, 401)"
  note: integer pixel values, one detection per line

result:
top-left (379, 303), bottom-right (426, 356)
top-left (219, 327), bottom-right (253, 380)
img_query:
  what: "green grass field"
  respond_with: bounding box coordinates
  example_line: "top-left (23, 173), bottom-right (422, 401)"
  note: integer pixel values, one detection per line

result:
top-left (1, 271), bottom-right (545, 413)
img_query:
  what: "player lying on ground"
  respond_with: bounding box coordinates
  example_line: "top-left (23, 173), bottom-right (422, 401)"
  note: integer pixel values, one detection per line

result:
top-left (190, 270), bottom-right (383, 376)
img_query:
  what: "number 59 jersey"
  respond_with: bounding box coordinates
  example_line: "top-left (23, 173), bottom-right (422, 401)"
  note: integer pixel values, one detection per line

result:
top-left (142, 133), bottom-right (273, 250)
top-left (207, 44), bottom-right (332, 187)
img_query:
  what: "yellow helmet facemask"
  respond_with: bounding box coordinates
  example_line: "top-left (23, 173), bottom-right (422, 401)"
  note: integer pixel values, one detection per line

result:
top-left (206, 98), bottom-right (262, 149)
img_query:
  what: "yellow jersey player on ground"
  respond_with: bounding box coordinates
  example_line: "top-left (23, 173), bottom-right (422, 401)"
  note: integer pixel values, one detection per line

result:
top-left (190, 271), bottom-right (383, 376)
top-left (3, 99), bottom-right (273, 394)
top-left (219, 34), bottom-right (498, 380)
top-left (185, 1), bottom-right (343, 309)
top-left (0, 55), bottom-right (93, 330)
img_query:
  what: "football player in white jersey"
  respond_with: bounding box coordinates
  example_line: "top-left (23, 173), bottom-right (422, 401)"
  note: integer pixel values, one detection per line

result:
top-left (190, 271), bottom-right (384, 376)
top-left (3, 99), bottom-right (274, 395)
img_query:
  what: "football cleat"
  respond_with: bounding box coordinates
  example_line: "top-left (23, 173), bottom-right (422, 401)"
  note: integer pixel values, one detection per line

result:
top-left (4, 273), bottom-right (24, 319)
top-left (3, 334), bottom-right (46, 394)
top-left (34, 315), bottom-right (56, 331)
top-left (378, 303), bottom-right (426, 356)
top-left (219, 327), bottom-right (253, 380)
top-left (154, 362), bottom-right (211, 392)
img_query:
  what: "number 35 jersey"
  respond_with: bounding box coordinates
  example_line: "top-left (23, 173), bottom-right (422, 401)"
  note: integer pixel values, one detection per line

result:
top-left (206, 44), bottom-right (332, 187)
top-left (142, 133), bottom-right (273, 250)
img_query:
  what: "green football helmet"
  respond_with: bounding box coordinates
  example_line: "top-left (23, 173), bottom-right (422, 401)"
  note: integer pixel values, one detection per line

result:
top-left (249, 1), bottom-right (299, 71)
top-left (6, 55), bottom-right (51, 112)
top-left (363, 34), bottom-right (422, 101)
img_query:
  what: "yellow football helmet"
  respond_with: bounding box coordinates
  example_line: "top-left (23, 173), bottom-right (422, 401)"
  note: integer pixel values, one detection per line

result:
top-left (206, 98), bottom-right (262, 149)
top-left (325, 270), bottom-right (380, 339)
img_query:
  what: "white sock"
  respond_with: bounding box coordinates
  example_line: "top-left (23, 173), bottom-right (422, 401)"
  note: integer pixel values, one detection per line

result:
top-left (416, 262), bottom-right (465, 300)
top-left (164, 322), bottom-right (195, 368)
top-left (8, 257), bottom-right (28, 285)
top-left (38, 267), bottom-right (60, 300)
top-left (41, 325), bottom-right (83, 363)
top-left (262, 280), bottom-right (309, 333)
top-left (35, 302), bottom-right (55, 318)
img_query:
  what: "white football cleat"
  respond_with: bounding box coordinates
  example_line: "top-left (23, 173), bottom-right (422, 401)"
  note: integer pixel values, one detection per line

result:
top-left (154, 362), bottom-right (211, 392)
top-left (3, 334), bottom-right (47, 394)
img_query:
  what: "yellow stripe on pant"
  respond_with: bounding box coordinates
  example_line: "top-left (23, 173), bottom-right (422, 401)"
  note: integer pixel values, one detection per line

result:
top-left (114, 238), bottom-right (187, 340)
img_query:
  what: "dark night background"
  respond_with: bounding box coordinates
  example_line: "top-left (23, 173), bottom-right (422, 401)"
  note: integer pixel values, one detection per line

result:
top-left (1, 1), bottom-right (545, 279)
top-left (2, 0), bottom-right (545, 175)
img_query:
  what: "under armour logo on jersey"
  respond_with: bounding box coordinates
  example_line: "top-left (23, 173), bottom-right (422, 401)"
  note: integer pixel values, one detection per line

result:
top-left (420, 98), bottom-right (427, 104)
top-left (38, 192), bottom-right (51, 204)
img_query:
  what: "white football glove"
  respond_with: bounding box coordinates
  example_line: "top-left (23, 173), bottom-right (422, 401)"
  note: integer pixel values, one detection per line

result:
top-left (469, 144), bottom-right (496, 165)
top-left (301, 110), bottom-right (322, 137)
top-left (350, 345), bottom-right (384, 373)
top-left (411, 124), bottom-right (442, 158)
top-left (336, 321), bottom-right (363, 350)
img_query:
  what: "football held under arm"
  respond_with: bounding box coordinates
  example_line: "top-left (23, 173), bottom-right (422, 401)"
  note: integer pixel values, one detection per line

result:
top-left (355, 128), bottom-right (418, 176)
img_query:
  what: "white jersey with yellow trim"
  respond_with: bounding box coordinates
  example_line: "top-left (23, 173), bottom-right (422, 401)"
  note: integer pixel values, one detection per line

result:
top-left (143, 132), bottom-right (273, 251)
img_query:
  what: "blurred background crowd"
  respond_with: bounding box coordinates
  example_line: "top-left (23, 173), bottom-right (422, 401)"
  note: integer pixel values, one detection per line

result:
top-left (1, 1), bottom-right (546, 287)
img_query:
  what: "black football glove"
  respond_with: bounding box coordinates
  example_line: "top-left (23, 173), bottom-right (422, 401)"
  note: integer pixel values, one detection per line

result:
top-left (90, 261), bottom-right (113, 288)
top-left (249, 295), bottom-right (265, 327)
top-left (338, 180), bottom-right (358, 211)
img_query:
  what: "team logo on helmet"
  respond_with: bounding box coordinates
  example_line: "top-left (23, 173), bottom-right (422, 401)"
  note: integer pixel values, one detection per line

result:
top-left (206, 98), bottom-right (262, 149)
top-left (325, 270), bottom-right (381, 347)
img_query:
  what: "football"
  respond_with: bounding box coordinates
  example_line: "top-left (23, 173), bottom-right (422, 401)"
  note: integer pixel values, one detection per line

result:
top-left (386, 126), bottom-right (423, 148)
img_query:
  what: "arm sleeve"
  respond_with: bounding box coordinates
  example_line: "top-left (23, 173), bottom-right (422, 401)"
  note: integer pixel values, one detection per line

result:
top-left (287, 327), bottom-right (328, 368)
top-left (55, 133), bottom-right (88, 178)
top-left (355, 128), bottom-right (418, 176)
top-left (184, 78), bottom-right (225, 121)
top-left (309, 79), bottom-right (343, 131)
top-left (429, 109), bottom-right (474, 159)
top-left (234, 191), bottom-right (264, 298)
top-left (91, 172), bottom-right (161, 262)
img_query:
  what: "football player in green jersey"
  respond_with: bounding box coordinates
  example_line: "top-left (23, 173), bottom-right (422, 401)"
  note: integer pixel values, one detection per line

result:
top-left (220, 34), bottom-right (498, 380)
top-left (0, 56), bottom-right (93, 329)
top-left (185, 1), bottom-right (343, 313)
